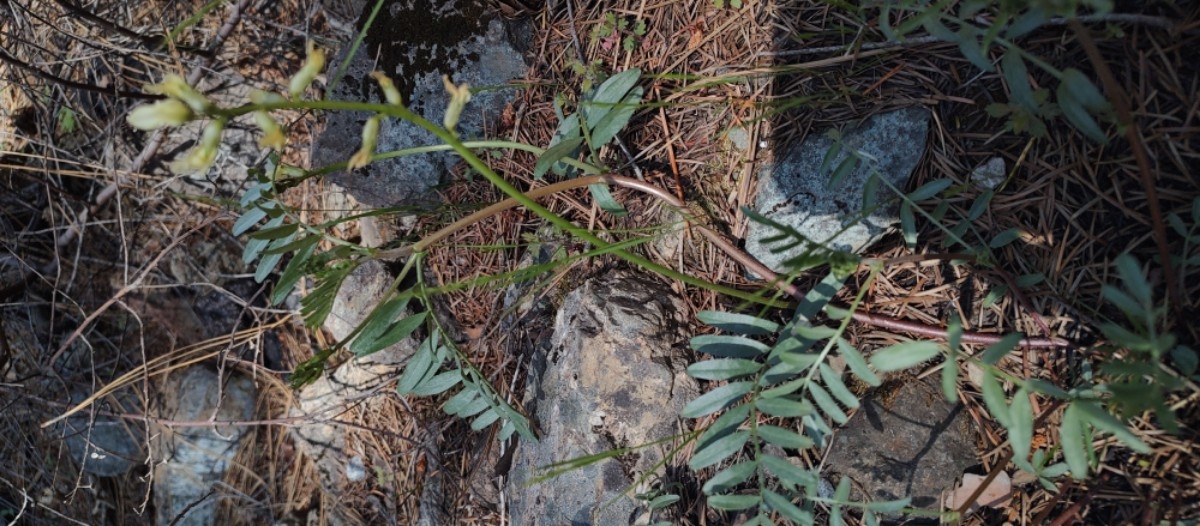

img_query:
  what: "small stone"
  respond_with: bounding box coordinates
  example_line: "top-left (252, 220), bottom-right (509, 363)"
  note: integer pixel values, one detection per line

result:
top-left (971, 157), bottom-right (1007, 190)
top-left (747, 107), bottom-right (930, 272)
top-left (346, 455), bottom-right (367, 482)
top-left (944, 471), bottom-right (1012, 511)
top-left (59, 389), bottom-right (145, 477)
top-left (726, 126), bottom-right (751, 151)
top-left (153, 366), bottom-right (257, 526)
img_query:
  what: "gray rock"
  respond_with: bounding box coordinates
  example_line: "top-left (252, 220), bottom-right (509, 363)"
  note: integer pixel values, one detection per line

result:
top-left (153, 366), bottom-right (257, 526)
top-left (971, 156), bottom-right (1006, 190)
top-left (508, 271), bottom-right (699, 526)
top-left (747, 107), bottom-right (930, 271)
top-left (59, 389), bottom-right (146, 477)
top-left (324, 259), bottom-right (405, 347)
top-left (293, 260), bottom-right (421, 497)
top-left (824, 376), bottom-right (976, 512)
top-left (313, 0), bottom-right (530, 208)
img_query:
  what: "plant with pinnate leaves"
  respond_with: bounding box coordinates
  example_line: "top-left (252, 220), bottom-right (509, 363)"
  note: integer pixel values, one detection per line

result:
top-left (125, 14), bottom-right (1191, 519)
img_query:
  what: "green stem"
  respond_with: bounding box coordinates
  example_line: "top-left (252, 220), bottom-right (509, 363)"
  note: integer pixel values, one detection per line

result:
top-left (279, 140), bottom-right (600, 189)
top-left (233, 99), bottom-right (785, 307)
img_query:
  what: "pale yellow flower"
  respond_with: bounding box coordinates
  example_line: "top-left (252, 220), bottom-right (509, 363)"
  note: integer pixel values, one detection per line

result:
top-left (254, 111), bottom-right (286, 150)
top-left (126, 99), bottom-right (192, 130)
top-left (289, 41), bottom-right (326, 98)
top-left (149, 74), bottom-right (211, 114)
top-left (347, 115), bottom-right (381, 170)
top-left (370, 71), bottom-right (403, 106)
top-left (250, 89), bottom-right (286, 106)
top-left (171, 119), bottom-right (225, 173)
top-left (441, 75), bottom-right (471, 133)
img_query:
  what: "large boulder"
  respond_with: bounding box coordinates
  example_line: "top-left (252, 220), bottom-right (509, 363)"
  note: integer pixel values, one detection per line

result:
top-left (507, 271), bottom-right (699, 525)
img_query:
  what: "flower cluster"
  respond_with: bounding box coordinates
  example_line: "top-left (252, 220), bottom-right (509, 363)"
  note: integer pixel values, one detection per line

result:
top-left (124, 42), bottom-right (474, 176)
top-left (124, 41), bottom-right (326, 174)
top-left (346, 71), bottom-right (471, 170)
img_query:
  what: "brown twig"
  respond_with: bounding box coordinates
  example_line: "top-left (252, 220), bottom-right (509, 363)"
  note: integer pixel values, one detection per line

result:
top-left (1045, 477), bottom-right (1102, 526)
top-left (51, 0), bottom-right (214, 57)
top-left (0, 46), bottom-right (163, 100)
top-left (48, 222), bottom-right (211, 365)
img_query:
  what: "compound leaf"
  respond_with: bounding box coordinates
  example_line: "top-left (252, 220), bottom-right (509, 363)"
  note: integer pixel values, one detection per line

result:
top-left (409, 370), bottom-right (462, 396)
top-left (763, 489), bottom-right (810, 523)
top-left (760, 454), bottom-right (817, 488)
top-left (688, 358), bottom-right (764, 381)
top-left (981, 332), bottom-right (1023, 365)
top-left (808, 382), bottom-right (848, 424)
top-left (819, 362), bottom-right (860, 410)
top-left (757, 424), bottom-right (814, 450)
top-left (1009, 387), bottom-right (1034, 463)
top-left (706, 493), bottom-right (759, 511)
top-left (838, 338), bottom-right (881, 386)
top-left (756, 396), bottom-right (814, 418)
top-left (1076, 400), bottom-right (1152, 454)
top-left (692, 335), bottom-right (770, 358)
top-left (702, 460), bottom-right (757, 494)
top-left (980, 370), bottom-right (1012, 428)
top-left (1060, 402), bottom-right (1091, 480)
top-left (534, 136), bottom-right (584, 179)
top-left (908, 178), bottom-right (954, 201)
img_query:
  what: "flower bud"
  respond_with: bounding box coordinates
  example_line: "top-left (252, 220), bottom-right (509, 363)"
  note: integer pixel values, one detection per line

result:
top-left (171, 119), bottom-right (225, 173)
top-left (289, 41), bottom-right (326, 98)
top-left (150, 74), bottom-right (211, 114)
top-left (250, 89), bottom-right (287, 106)
top-left (126, 99), bottom-right (193, 130)
top-left (254, 111), bottom-right (286, 150)
top-left (347, 115), bottom-right (381, 170)
top-left (441, 75), bottom-right (471, 133)
top-left (370, 71), bottom-right (403, 106)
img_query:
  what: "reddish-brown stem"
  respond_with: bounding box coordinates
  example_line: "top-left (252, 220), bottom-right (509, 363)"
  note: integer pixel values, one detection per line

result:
top-left (596, 175), bottom-right (1071, 348)
top-left (1069, 19), bottom-right (1181, 325)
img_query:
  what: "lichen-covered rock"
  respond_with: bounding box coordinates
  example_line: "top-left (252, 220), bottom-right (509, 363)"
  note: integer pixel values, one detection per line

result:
top-left (747, 107), bottom-right (930, 271)
top-left (507, 271), bottom-right (698, 526)
top-left (312, 0), bottom-right (531, 208)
